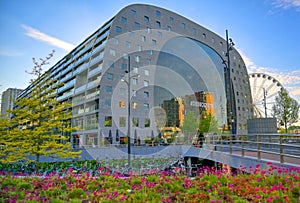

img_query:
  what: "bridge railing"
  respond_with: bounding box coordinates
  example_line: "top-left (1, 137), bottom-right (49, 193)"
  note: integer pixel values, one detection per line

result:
top-left (208, 134), bottom-right (300, 164)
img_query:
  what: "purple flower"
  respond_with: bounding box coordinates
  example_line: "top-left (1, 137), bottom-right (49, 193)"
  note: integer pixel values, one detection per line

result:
top-left (119, 195), bottom-right (126, 201)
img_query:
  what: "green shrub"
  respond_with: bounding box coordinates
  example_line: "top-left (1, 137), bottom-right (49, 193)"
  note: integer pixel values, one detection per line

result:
top-left (68, 188), bottom-right (86, 199)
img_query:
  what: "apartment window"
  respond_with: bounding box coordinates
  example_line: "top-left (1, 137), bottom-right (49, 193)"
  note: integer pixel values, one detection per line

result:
top-left (108, 61), bottom-right (114, 68)
top-left (192, 28), bottom-right (197, 35)
top-left (132, 102), bottom-right (138, 109)
top-left (119, 117), bottom-right (126, 127)
top-left (144, 103), bottom-right (149, 110)
top-left (129, 31), bottom-right (134, 38)
top-left (135, 55), bottom-right (140, 62)
top-left (167, 26), bottom-right (171, 32)
top-left (133, 67), bottom-right (138, 74)
top-left (126, 41), bottom-right (131, 48)
top-left (144, 118), bottom-right (150, 128)
top-left (116, 26), bottom-right (122, 33)
top-left (170, 17), bottom-right (174, 24)
top-left (202, 33), bottom-right (206, 39)
top-left (148, 50), bottom-right (153, 55)
top-left (220, 42), bottom-right (223, 47)
top-left (144, 69), bottom-right (149, 76)
top-left (141, 35), bottom-right (146, 42)
top-left (181, 23), bottom-right (186, 29)
top-left (131, 9), bottom-right (136, 16)
top-left (158, 31), bottom-right (162, 38)
top-left (105, 99), bottom-right (111, 107)
top-left (132, 117), bottom-right (139, 127)
top-left (144, 91), bottom-right (149, 99)
top-left (144, 80), bottom-right (149, 87)
top-left (107, 73), bottom-right (113, 80)
top-left (156, 10), bottom-right (161, 17)
top-left (156, 21), bottom-right (161, 28)
top-left (132, 78), bottom-right (138, 85)
top-left (211, 38), bottom-right (215, 43)
top-left (112, 38), bottom-right (118, 45)
top-left (134, 22), bottom-right (140, 29)
top-left (123, 53), bottom-right (128, 59)
top-left (121, 17), bottom-right (127, 24)
top-left (119, 100), bottom-right (125, 108)
top-left (121, 63), bottom-right (127, 71)
top-left (152, 39), bottom-right (156, 46)
top-left (147, 27), bottom-right (151, 33)
top-left (146, 59), bottom-right (151, 65)
top-left (104, 116), bottom-right (112, 127)
top-left (106, 86), bottom-right (112, 93)
top-left (144, 16), bottom-right (149, 22)
top-left (138, 45), bottom-right (142, 51)
top-left (110, 49), bottom-right (116, 56)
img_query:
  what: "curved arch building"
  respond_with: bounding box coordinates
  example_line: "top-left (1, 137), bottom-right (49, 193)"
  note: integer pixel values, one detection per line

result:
top-left (19, 4), bottom-right (253, 147)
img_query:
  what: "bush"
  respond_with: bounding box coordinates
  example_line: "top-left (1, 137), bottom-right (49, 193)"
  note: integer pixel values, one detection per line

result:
top-left (68, 188), bottom-right (86, 199)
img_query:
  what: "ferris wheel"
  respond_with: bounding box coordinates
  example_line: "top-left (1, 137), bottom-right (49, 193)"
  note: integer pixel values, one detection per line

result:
top-left (249, 73), bottom-right (284, 118)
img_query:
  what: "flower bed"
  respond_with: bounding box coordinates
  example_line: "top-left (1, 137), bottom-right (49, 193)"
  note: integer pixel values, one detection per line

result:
top-left (0, 164), bottom-right (299, 203)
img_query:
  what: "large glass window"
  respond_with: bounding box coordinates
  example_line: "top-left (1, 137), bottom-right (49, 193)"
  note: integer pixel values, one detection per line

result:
top-left (104, 116), bottom-right (112, 127)
top-left (119, 117), bottom-right (126, 127)
top-left (144, 118), bottom-right (150, 128)
top-left (155, 36), bottom-right (227, 135)
top-left (132, 117), bottom-right (139, 127)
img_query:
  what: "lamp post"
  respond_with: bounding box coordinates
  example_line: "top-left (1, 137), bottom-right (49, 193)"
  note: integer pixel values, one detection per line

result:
top-left (121, 56), bottom-right (140, 167)
top-left (225, 30), bottom-right (236, 134)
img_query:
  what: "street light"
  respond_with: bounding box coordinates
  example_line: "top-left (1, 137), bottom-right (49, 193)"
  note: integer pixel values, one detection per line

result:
top-left (121, 56), bottom-right (140, 167)
top-left (225, 30), bottom-right (236, 134)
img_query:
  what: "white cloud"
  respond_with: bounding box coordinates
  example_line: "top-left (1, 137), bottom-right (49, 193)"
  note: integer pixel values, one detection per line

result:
top-left (271, 0), bottom-right (300, 11)
top-left (239, 48), bottom-right (300, 101)
top-left (21, 24), bottom-right (75, 51)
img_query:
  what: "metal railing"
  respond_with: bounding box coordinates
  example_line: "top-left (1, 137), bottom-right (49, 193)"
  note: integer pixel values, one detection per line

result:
top-left (208, 134), bottom-right (300, 164)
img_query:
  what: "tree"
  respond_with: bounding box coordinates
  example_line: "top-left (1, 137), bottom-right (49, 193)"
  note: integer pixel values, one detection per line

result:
top-left (182, 110), bottom-right (198, 142)
top-left (272, 90), bottom-right (300, 133)
top-left (0, 51), bottom-right (81, 172)
top-left (198, 112), bottom-right (219, 134)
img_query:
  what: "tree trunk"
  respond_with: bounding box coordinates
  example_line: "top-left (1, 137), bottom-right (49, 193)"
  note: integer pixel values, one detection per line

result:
top-left (35, 154), bottom-right (40, 174)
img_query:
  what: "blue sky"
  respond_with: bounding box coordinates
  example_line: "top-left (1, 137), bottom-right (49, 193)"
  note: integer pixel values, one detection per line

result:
top-left (1, 0), bottom-right (300, 108)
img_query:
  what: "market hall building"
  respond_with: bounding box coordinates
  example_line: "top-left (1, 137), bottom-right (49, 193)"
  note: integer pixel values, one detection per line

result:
top-left (18, 4), bottom-right (253, 147)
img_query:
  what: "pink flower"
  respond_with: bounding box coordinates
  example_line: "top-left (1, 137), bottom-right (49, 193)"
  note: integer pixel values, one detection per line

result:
top-left (119, 195), bottom-right (126, 201)
top-left (255, 195), bottom-right (261, 199)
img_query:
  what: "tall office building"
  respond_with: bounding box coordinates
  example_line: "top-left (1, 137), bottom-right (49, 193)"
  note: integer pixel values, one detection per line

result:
top-left (18, 4), bottom-right (253, 147)
top-left (1, 88), bottom-right (23, 119)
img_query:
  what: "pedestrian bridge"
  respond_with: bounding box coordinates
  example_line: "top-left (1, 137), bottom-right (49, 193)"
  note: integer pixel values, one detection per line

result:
top-left (82, 134), bottom-right (300, 171)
